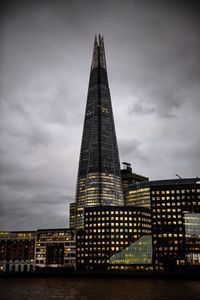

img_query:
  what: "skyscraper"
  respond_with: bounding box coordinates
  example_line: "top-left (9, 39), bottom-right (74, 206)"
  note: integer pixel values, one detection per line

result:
top-left (70, 35), bottom-right (124, 229)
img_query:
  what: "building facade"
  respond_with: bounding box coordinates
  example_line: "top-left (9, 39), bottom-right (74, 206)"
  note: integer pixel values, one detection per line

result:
top-left (35, 229), bottom-right (76, 270)
top-left (0, 229), bottom-right (76, 272)
top-left (76, 206), bottom-right (152, 271)
top-left (125, 178), bottom-right (200, 271)
top-left (0, 231), bottom-right (35, 272)
top-left (70, 35), bottom-right (124, 230)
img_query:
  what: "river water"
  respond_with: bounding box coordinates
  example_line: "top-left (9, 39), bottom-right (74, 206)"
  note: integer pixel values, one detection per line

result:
top-left (1, 277), bottom-right (200, 300)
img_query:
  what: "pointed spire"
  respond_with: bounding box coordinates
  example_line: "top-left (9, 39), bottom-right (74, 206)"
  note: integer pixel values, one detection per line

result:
top-left (91, 34), bottom-right (107, 70)
top-left (94, 34), bottom-right (98, 47)
top-left (99, 35), bottom-right (107, 70)
top-left (98, 33), bottom-right (101, 44)
top-left (91, 35), bottom-right (99, 69)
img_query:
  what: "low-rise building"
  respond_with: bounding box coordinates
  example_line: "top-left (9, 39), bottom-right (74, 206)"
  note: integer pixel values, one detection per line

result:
top-left (0, 228), bottom-right (76, 272)
top-left (0, 231), bottom-right (36, 272)
top-left (35, 228), bottom-right (76, 270)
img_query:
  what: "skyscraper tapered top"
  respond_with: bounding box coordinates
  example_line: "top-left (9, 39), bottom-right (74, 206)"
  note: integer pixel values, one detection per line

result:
top-left (91, 34), bottom-right (107, 70)
top-left (71, 35), bottom-right (124, 229)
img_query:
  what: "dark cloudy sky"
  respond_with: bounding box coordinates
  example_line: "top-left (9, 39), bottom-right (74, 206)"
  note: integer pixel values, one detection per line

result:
top-left (0, 0), bottom-right (200, 230)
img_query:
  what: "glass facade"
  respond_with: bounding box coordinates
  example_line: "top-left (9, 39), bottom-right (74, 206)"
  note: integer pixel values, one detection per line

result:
top-left (184, 212), bottom-right (200, 265)
top-left (110, 235), bottom-right (152, 265)
top-left (126, 187), bottom-right (151, 208)
top-left (184, 213), bottom-right (200, 238)
top-left (72, 35), bottom-right (124, 229)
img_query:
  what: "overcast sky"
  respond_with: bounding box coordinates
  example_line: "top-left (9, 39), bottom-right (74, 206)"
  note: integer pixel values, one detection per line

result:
top-left (0, 0), bottom-right (200, 230)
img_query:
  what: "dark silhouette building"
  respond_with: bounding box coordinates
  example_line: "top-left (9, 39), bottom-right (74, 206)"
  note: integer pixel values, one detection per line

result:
top-left (70, 35), bottom-right (124, 229)
top-left (121, 162), bottom-right (149, 196)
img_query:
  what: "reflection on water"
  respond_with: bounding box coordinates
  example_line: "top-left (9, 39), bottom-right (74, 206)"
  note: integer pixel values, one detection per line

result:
top-left (1, 277), bottom-right (200, 300)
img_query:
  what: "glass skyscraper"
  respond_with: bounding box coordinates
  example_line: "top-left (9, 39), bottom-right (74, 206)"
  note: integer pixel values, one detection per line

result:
top-left (70, 35), bottom-right (124, 229)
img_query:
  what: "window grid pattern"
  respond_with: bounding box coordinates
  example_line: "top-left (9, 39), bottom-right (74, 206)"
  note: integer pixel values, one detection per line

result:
top-left (76, 206), bottom-right (151, 271)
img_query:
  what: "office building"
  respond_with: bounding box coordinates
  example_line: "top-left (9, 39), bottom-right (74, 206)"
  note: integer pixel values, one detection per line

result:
top-left (35, 228), bottom-right (76, 270)
top-left (76, 206), bottom-right (152, 271)
top-left (70, 35), bottom-right (124, 230)
top-left (125, 178), bottom-right (200, 271)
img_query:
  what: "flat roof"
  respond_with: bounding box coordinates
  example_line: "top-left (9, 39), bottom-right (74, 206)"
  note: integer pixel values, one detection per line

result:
top-left (127, 178), bottom-right (200, 191)
top-left (84, 205), bottom-right (151, 213)
top-left (37, 228), bottom-right (73, 232)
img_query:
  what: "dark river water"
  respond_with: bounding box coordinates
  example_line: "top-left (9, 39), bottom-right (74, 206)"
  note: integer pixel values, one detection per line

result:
top-left (1, 277), bottom-right (200, 300)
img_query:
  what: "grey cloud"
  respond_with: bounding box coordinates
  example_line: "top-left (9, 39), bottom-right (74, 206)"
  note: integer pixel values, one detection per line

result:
top-left (128, 102), bottom-right (155, 115)
top-left (149, 88), bottom-right (184, 118)
top-left (0, 200), bottom-right (69, 231)
top-left (119, 138), bottom-right (141, 156)
top-left (119, 138), bottom-right (151, 166)
top-left (127, 91), bottom-right (181, 119)
top-left (0, 184), bottom-right (72, 230)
